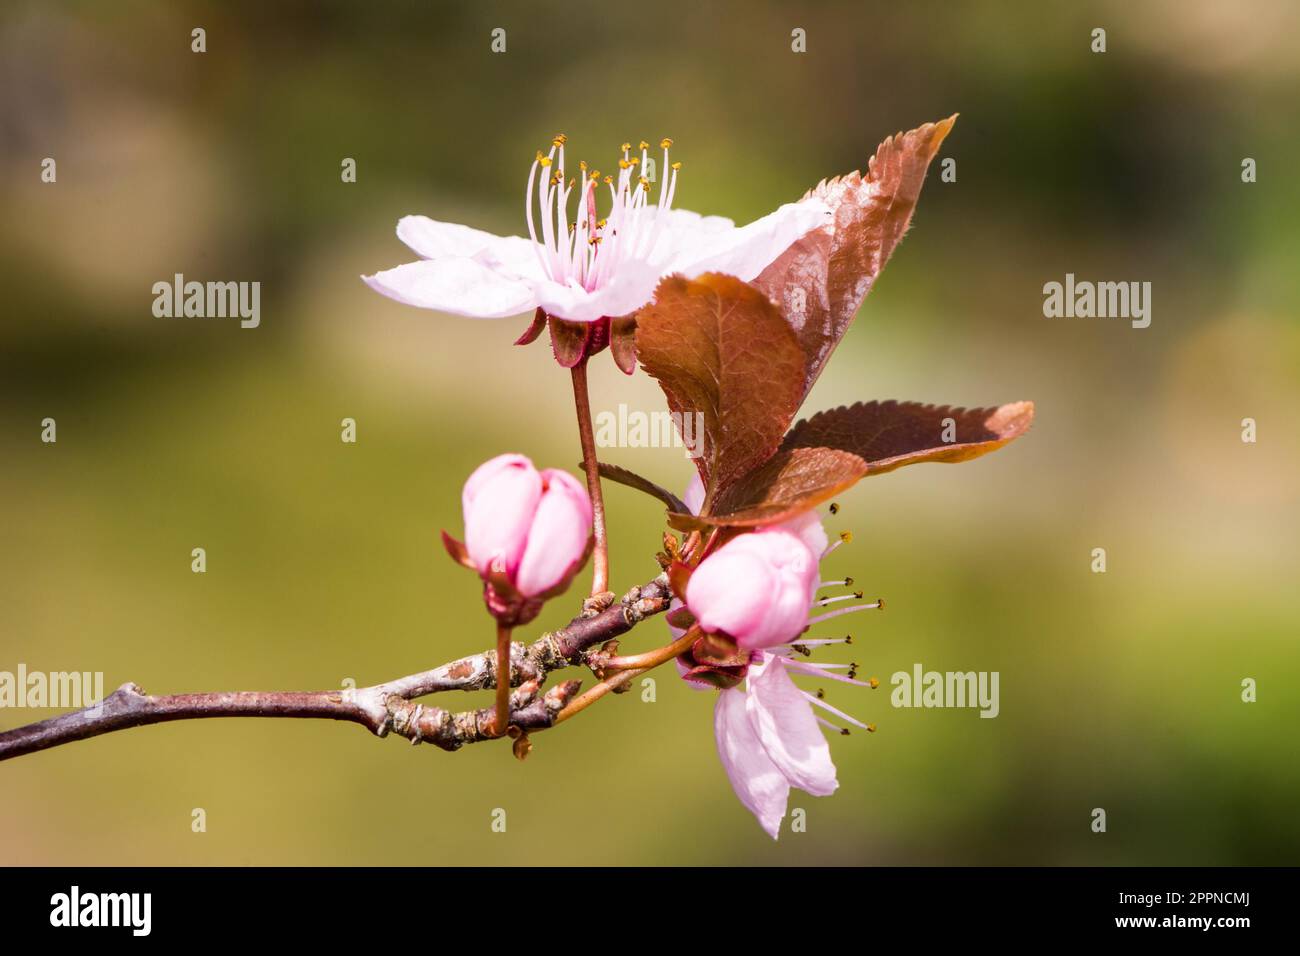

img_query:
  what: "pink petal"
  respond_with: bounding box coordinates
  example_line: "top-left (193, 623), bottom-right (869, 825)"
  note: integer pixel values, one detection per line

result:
top-left (767, 510), bottom-right (828, 561)
top-left (363, 258), bottom-right (537, 319)
top-left (462, 455), bottom-right (542, 577)
top-left (719, 531), bottom-right (817, 649)
top-left (686, 545), bottom-right (776, 643)
top-left (668, 200), bottom-right (831, 282)
top-left (745, 655), bottom-right (839, 797)
top-left (714, 688), bottom-right (790, 839)
top-left (514, 469), bottom-right (592, 597)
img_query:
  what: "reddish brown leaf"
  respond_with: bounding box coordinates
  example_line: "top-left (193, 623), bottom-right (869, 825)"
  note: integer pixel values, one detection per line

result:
top-left (754, 116), bottom-right (955, 400)
top-left (668, 446), bottom-right (868, 530)
top-left (635, 273), bottom-right (805, 493)
top-left (781, 400), bottom-right (1036, 475)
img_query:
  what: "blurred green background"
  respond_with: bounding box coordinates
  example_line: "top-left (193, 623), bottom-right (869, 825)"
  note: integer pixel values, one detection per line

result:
top-left (2, 0), bottom-right (1297, 865)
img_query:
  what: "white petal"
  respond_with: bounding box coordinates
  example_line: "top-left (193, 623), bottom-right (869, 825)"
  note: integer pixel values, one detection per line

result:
top-left (669, 199), bottom-right (831, 281)
top-left (363, 258), bottom-right (537, 319)
top-left (396, 216), bottom-right (503, 260)
top-left (745, 655), bottom-right (839, 797)
top-left (642, 209), bottom-right (737, 267)
top-left (714, 688), bottom-right (791, 840)
top-left (397, 216), bottom-right (547, 283)
top-left (533, 257), bottom-right (662, 323)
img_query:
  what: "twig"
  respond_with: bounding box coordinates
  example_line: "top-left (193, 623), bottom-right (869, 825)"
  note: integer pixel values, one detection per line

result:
top-left (0, 575), bottom-right (672, 762)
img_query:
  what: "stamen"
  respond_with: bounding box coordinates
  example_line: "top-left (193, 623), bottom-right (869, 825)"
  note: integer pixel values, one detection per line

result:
top-left (801, 691), bottom-right (871, 730)
top-left (783, 658), bottom-right (872, 688)
top-left (806, 601), bottom-right (882, 626)
top-left (814, 592), bottom-right (865, 608)
top-left (819, 577), bottom-right (854, 589)
top-left (788, 636), bottom-right (853, 647)
top-left (816, 715), bottom-right (850, 736)
top-left (821, 532), bottom-right (853, 558)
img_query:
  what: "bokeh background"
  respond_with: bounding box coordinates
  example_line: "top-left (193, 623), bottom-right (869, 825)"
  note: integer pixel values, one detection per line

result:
top-left (2, 0), bottom-right (1297, 865)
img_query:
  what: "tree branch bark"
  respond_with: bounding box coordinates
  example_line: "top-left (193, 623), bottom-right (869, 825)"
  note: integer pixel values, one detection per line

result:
top-left (0, 574), bottom-right (672, 762)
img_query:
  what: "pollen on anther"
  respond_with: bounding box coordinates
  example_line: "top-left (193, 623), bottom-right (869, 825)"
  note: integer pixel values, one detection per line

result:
top-left (671, 161), bottom-right (682, 170)
top-left (839, 531), bottom-right (854, 543)
top-left (639, 140), bottom-right (650, 150)
top-left (844, 576), bottom-right (854, 587)
top-left (553, 134), bottom-right (567, 146)
top-left (868, 676), bottom-right (880, 689)
top-left (620, 142), bottom-right (632, 152)
top-left (660, 138), bottom-right (674, 149)
top-left (829, 502), bottom-right (840, 514)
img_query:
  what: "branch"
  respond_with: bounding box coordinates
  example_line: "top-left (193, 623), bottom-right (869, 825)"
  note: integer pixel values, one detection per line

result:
top-left (0, 575), bottom-right (672, 762)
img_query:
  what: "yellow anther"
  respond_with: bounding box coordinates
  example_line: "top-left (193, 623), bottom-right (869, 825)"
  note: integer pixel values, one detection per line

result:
top-left (630, 157), bottom-right (639, 166)
top-left (671, 161), bottom-right (682, 170)
top-left (639, 140), bottom-right (650, 150)
top-left (869, 677), bottom-right (880, 689)
top-left (579, 160), bottom-right (588, 171)
top-left (553, 134), bottom-right (567, 146)
top-left (620, 142), bottom-right (632, 152)
top-left (618, 158), bottom-right (631, 169)
top-left (660, 138), bottom-right (673, 149)
top-left (536, 150), bottom-right (551, 167)
top-left (840, 531), bottom-right (853, 543)
top-left (568, 178), bottom-right (575, 188)
top-left (603, 175), bottom-right (612, 185)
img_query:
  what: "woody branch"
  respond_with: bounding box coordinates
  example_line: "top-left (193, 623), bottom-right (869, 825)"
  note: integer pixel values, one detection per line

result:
top-left (0, 575), bottom-right (671, 763)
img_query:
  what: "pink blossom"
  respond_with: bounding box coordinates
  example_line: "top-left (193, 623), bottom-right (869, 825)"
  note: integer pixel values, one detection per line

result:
top-left (448, 454), bottom-right (592, 624)
top-left (363, 138), bottom-right (829, 323)
top-left (686, 529), bottom-right (820, 650)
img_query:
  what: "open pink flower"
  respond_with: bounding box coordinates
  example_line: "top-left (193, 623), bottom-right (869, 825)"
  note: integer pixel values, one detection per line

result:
top-left (363, 137), bottom-right (830, 323)
top-left (444, 453), bottom-right (592, 625)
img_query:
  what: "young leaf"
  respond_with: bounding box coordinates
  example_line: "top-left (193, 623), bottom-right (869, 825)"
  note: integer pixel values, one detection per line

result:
top-left (635, 273), bottom-right (805, 494)
top-left (781, 400), bottom-right (1035, 475)
top-left (668, 447), bottom-right (868, 530)
top-left (594, 461), bottom-right (689, 514)
top-left (753, 116), bottom-right (956, 400)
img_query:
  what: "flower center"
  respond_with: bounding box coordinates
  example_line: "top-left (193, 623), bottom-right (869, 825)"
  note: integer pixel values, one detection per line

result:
top-left (524, 135), bottom-right (681, 292)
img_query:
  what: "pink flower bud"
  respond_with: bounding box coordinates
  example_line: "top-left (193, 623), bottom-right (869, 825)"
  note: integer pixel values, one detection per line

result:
top-left (685, 529), bottom-right (819, 650)
top-left (451, 454), bottom-right (593, 625)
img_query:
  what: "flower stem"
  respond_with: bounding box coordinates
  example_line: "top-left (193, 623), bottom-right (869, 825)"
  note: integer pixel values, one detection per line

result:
top-left (570, 358), bottom-right (610, 596)
top-left (493, 624), bottom-right (512, 736)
